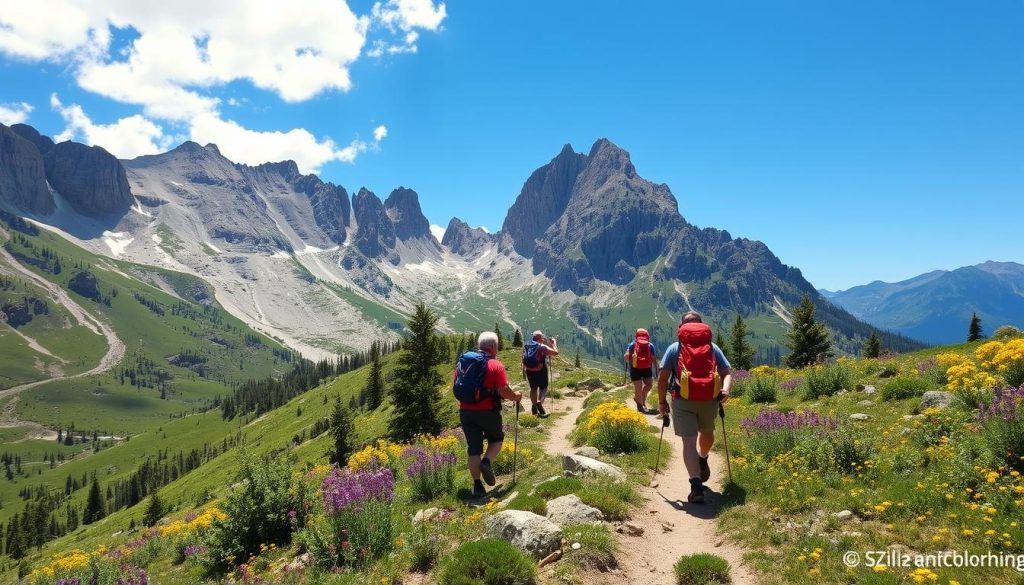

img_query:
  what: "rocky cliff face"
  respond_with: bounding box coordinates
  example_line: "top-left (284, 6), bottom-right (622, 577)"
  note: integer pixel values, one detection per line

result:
top-left (352, 188), bottom-right (398, 262)
top-left (43, 141), bottom-right (134, 216)
top-left (441, 217), bottom-right (494, 256)
top-left (384, 187), bottom-right (434, 242)
top-left (0, 124), bottom-right (54, 215)
top-left (293, 174), bottom-right (350, 245)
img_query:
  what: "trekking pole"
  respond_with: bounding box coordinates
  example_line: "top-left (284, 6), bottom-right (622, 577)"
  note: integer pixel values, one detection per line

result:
top-left (718, 402), bottom-right (733, 484)
top-left (512, 401), bottom-right (520, 485)
top-left (651, 413), bottom-right (670, 483)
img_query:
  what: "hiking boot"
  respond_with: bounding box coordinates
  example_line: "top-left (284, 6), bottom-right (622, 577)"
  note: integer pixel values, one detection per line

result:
top-left (531, 403), bottom-right (539, 416)
top-left (687, 478), bottom-right (705, 504)
top-left (699, 455), bottom-right (711, 482)
top-left (536, 403), bottom-right (548, 418)
top-left (472, 480), bottom-right (486, 498)
top-left (479, 457), bottom-right (496, 486)
top-left (636, 402), bottom-right (646, 413)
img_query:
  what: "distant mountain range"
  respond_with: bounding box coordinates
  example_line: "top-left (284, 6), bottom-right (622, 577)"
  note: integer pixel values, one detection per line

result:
top-left (821, 261), bottom-right (1024, 345)
top-left (0, 122), bottom-right (920, 362)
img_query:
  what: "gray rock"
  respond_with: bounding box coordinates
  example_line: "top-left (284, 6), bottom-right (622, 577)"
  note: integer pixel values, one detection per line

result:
top-left (385, 187), bottom-right (437, 244)
top-left (0, 123), bottom-right (54, 215)
top-left (834, 510), bottom-right (854, 521)
top-left (849, 413), bottom-right (871, 421)
top-left (576, 378), bottom-right (606, 392)
top-left (44, 140), bottom-right (134, 216)
top-left (920, 391), bottom-right (955, 410)
top-left (442, 217), bottom-right (495, 256)
top-left (563, 454), bottom-right (626, 482)
top-left (485, 510), bottom-right (563, 558)
top-left (69, 271), bottom-right (100, 300)
top-left (413, 507), bottom-right (439, 524)
top-left (617, 522), bottom-right (644, 536)
top-left (863, 386), bottom-right (877, 395)
top-left (575, 446), bottom-right (600, 458)
top-left (546, 494), bottom-right (604, 526)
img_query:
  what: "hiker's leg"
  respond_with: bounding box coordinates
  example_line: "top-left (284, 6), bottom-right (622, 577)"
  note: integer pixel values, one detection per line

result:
top-left (467, 455), bottom-right (481, 480)
top-left (672, 399), bottom-right (702, 479)
top-left (696, 401), bottom-right (718, 457)
top-left (697, 431), bottom-right (715, 458)
top-left (482, 411), bottom-right (505, 462)
top-left (484, 440), bottom-right (502, 462)
top-left (641, 377), bottom-right (654, 408)
top-left (632, 379), bottom-right (644, 406)
top-left (461, 411), bottom-right (485, 480)
top-left (681, 436), bottom-right (701, 479)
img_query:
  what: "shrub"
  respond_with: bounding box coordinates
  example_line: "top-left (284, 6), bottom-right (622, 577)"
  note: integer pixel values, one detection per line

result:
top-left (746, 376), bottom-right (778, 404)
top-left (404, 446), bottom-right (457, 502)
top-left (829, 426), bottom-right (874, 473)
top-left (505, 493), bottom-right (547, 515)
top-left (993, 325), bottom-right (1023, 340)
top-left (438, 538), bottom-right (536, 585)
top-left (518, 414), bottom-right (541, 428)
top-left (533, 477), bottom-right (583, 499)
top-left (584, 402), bottom-right (648, 453)
top-left (408, 521), bottom-right (443, 572)
top-left (206, 453), bottom-right (308, 568)
top-left (300, 467), bottom-right (395, 569)
top-left (740, 410), bottom-right (838, 459)
top-left (673, 553), bottom-right (731, 585)
top-left (492, 442), bottom-right (536, 475)
top-left (564, 523), bottom-right (617, 571)
top-left (803, 363), bottom-right (854, 400)
top-left (880, 377), bottom-right (930, 401)
top-left (979, 386), bottom-right (1024, 471)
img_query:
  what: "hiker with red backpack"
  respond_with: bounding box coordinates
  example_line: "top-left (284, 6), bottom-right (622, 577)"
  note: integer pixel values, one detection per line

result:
top-left (657, 311), bottom-right (733, 504)
top-left (453, 331), bottom-right (524, 498)
top-left (624, 328), bottom-right (659, 414)
top-left (522, 331), bottom-right (558, 418)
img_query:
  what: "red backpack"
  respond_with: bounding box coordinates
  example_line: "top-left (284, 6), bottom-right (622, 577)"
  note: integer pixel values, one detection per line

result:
top-left (675, 323), bottom-right (721, 401)
top-left (630, 329), bottom-right (654, 369)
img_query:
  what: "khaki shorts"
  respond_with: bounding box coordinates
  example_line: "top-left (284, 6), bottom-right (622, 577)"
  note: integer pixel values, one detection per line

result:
top-left (671, 398), bottom-right (718, 438)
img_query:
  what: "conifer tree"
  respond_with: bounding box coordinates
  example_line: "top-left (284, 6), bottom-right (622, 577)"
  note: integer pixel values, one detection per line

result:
top-left (143, 491), bottom-right (164, 527)
top-left (389, 304), bottom-right (446, 440)
top-left (329, 395), bottom-right (355, 466)
top-left (364, 341), bottom-right (384, 410)
top-left (575, 347), bottom-right (581, 368)
top-left (495, 323), bottom-right (505, 351)
top-left (83, 477), bottom-right (106, 525)
top-left (728, 314), bottom-right (755, 370)
top-left (784, 295), bottom-right (832, 368)
top-left (862, 331), bottom-right (881, 358)
top-left (968, 312), bottom-right (984, 342)
top-left (715, 331), bottom-right (727, 359)
top-left (512, 329), bottom-right (523, 348)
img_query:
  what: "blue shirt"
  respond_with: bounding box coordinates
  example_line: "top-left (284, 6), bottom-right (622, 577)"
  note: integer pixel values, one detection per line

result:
top-left (625, 340), bottom-right (658, 373)
top-left (660, 342), bottom-right (730, 390)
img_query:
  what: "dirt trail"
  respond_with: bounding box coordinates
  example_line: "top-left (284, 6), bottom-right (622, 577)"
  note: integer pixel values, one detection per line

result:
top-left (540, 390), bottom-right (756, 585)
top-left (0, 244), bottom-right (126, 432)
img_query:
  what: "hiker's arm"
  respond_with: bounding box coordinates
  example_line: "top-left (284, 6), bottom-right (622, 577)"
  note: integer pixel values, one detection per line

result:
top-left (497, 384), bottom-right (522, 402)
top-left (719, 366), bottom-right (732, 404)
top-left (657, 369), bottom-right (671, 415)
top-left (545, 338), bottom-right (559, 357)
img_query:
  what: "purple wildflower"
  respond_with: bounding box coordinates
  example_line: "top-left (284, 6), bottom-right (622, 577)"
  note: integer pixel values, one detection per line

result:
top-left (780, 378), bottom-right (804, 392)
top-left (979, 386), bottom-right (1024, 423)
top-left (405, 450), bottom-right (457, 480)
top-left (732, 369), bottom-right (751, 382)
top-left (321, 467), bottom-right (394, 514)
top-left (740, 409), bottom-right (838, 435)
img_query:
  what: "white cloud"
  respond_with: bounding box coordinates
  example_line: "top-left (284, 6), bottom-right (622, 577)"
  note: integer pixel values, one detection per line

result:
top-left (373, 125), bottom-right (388, 142)
top-left (373, 0), bottom-right (447, 32)
top-left (0, 101), bottom-right (33, 125)
top-left (429, 224), bottom-right (445, 241)
top-left (51, 93), bottom-right (170, 158)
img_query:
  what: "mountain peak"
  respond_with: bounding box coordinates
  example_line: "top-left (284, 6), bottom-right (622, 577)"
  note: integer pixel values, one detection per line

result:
top-left (442, 217), bottom-right (494, 256)
top-left (384, 187), bottom-right (432, 242)
top-left (586, 138), bottom-right (635, 178)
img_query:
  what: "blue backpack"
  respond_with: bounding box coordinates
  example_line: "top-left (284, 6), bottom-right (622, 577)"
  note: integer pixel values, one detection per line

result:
top-left (522, 340), bottom-right (542, 369)
top-left (453, 351), bottom-right (493, 403)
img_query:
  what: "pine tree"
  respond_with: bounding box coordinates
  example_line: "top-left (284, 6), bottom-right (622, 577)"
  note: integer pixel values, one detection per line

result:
top-left (728, 314), bottom-right (755, 370)
top-left (784, 295), bottom-right (832, 368)
top-left (82, 477), bottom-right (106, 525)
top-left (389, 304), bottom-right (446, 441)
top-left (715, 331), bottom-right (728, 359)
top-left (142, 491), bottom-right (164, 527)
top-left (862, 331), bottom-right (881, 358)
top-left (512, 329), bottom-right (523, 348)
top-left (495, 323), bottom-right (505, 351)
top-left (574, 347), bottom-right (581, 368)
top-left (364, 342), bottom-right (384, 410)
top-left (968, 312), bottom-right (984, 342)
top-left (329, 395), bottom-right (355, 466)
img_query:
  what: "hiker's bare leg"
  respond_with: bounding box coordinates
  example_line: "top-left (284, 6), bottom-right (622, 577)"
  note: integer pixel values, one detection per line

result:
top-left (682, 436), bottom-right (701, 479)
top-left (468, 455), bottom-right (481, 480)
top-left (697, 431), bottom-right (715, 458)
top-left (632, 379), bottom-right (644, 406)
top-left (484, 440), bottom-right (502, 463)
top-left (530, 386), bottom-right (540, 406)
top-left (641, 377), bottom-right (653, 407)
top-left (539, 388), bottom-right (547, 406)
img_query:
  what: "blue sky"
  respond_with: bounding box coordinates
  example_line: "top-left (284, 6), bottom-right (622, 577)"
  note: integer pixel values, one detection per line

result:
top-left (1, 1), bottom-right (1021, 290)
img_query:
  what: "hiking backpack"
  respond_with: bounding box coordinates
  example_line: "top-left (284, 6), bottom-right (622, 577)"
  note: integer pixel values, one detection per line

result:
top-left (522, 340), bottom-right (542, 370)
top-left (453, 351), bottom-right (493, 403)
top-left (674, 322), bottom-right (722, 401)
top-left (630, 329), bottom-right (654, 370)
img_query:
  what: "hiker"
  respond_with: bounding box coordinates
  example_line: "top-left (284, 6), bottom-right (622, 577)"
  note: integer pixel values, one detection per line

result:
top-left (657, 310), bottom-right (732, 504)
top-left (624, 328), bottom-right (658, 414)
top-left (523, 330), bottom-right (558, 418)
top-left (453, 331), bottom-right (524, 498)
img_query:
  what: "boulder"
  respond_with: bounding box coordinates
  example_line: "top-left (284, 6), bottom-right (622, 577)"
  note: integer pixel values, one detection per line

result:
top-left (575, 446), bottom-right (600, 458)
top-left (412, 507), bottom-right (439, 524)
top-left (834, 510), bottom-right (854, 522)
top-left (920, 391), bottom-right (955, 410)
top-left (68, 271), bottom-right (100, 300)
top-left (485, 510), bottom-right (562, 559)
top-left (849, 413), bottom-right (871, 421)
top-left (563, 454), bottom-right (626, 482)
top-left (856, 384), bottom-right (877, 394)
top-left (617, 521), bottom-right (644, 536)
top-left (576, 378), bottom-right (606, 392)
top-left (546, 494), bottom-right (604, 526)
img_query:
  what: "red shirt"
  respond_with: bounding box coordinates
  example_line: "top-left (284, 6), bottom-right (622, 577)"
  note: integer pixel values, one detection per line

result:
top-left (456, 357), bottom-right (508, 411)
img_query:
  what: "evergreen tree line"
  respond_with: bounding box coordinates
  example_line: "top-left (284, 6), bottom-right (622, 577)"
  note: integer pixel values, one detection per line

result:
top-left (132, 291), bottom-right (165, 316)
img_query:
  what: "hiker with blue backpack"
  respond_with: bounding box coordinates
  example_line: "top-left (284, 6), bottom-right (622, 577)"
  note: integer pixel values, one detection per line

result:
top-left (453, 331), bottom-right (524, 498)
top-left (657, 311), bottom-right (733, 504)
top-left (624, 328), bottom-right (659, 414)
top-left (522, 331), bottom-right (558, 418)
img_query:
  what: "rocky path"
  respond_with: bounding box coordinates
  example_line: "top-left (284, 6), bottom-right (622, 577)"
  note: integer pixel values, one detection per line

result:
top-left (540, 389), bottom-right (756, 584)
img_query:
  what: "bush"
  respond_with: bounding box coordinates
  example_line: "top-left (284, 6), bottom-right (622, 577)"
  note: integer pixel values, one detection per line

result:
top-left (740, 410), bottom-right (838, 459)
top-left (880, 377), bottom-right (930, 401)
top-left (533, 477), bottom-right (583, 499)
top-left (405, 446), bottom-right (457, 502)
top-left (206, 452), bottom-right (308, 568)
top-left (505, 493), bottom-right (547, 515)
top-left (673, 553), bottom-right (731, 585)
top-left (518, 414), bottom-right (541, 428)
top-left (803, 363), bottom-right (854, 400)
top-left (584, 402), bottom-right (648, 453)
top-left (438, 538), bottom-right (536, 585)
top-left (578, 479), bottom-right (638, 521)
top-left (829, 427), bottom-right (874, 473)
top-left (564, 523), bottom-right (617, 571)
top-left (993, 325), bottom-right (1023, 340)
top-left (746, 376), bottom-right (778, 404)
top-left (980, 387), bottom-right (1024, 471)
top-left (408, 521), bottom-right (443, 572)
